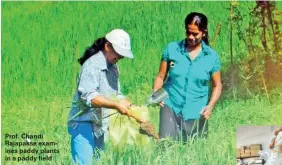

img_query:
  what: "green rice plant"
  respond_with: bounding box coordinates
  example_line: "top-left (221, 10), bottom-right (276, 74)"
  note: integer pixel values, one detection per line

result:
top-left (2, 1), bottom-right (282, 165)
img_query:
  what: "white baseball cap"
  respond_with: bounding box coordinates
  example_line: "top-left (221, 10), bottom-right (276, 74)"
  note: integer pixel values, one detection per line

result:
top-left (105, 29), bottom-right (134, 59)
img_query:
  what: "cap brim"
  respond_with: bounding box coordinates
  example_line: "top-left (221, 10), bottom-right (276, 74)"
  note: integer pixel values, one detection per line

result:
top-left (112, 44), bottom-right (134, 59)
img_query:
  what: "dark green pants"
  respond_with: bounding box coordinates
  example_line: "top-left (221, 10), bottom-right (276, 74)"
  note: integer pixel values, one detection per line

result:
top-left (159, 105), bottom-right (208, 142)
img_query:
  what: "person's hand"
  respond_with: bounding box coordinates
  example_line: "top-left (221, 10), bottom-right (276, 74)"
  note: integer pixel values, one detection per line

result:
top-left (269, 143), bottom-right (274, 149)
top-left (159, 101), bottom-right (164, 107)
top-left (269, 137), bottom-right (276, 149)
top-left (119, 98), bottom-right (132, 109)
top-left (114, 102), bottom-right (130, 115)
top-left (152, 89), bottom-right (165, 107)
top-left (200, 105), bottom-right (214, 120)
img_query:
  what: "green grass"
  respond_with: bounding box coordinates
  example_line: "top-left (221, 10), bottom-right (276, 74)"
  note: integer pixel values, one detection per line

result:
top-left (2, 89), bottom-right (282, 165)
top-left (2, 1), bottom-right (282, 165)
top-left (2, 1), bottom-right (235, 100)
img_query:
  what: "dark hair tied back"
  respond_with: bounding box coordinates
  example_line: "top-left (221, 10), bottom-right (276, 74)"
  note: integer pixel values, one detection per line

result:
top-left (78, 37), bottom-right (107, 66)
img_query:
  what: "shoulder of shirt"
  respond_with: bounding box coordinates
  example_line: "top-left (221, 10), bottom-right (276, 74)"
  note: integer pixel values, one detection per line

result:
top-left (164, 41), bottom-right (183, 53)
top-left (203, 44), bottom-right (219, 58)
top-left (81, 51), bottom-right (107, 70)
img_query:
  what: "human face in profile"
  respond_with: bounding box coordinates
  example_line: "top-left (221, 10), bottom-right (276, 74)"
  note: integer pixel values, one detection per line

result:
top-left (104, 42), bottom-right (124, 64)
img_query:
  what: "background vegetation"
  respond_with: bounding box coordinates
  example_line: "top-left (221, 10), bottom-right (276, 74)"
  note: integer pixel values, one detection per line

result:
top-left (2, 1), bottom-right (282, 165)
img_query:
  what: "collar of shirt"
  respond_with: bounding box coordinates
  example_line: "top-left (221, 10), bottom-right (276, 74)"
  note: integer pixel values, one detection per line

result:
top-left (89, 51), bottom-right (115, 71)
top-left (177, 39), bottom-right (210, 57)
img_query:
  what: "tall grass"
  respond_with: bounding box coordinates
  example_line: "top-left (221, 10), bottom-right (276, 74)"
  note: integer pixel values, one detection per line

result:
top-left (2, 1), bottom-right (282, 165)
top-left (2, 89), bottom-right (282, 165)
top-left (2, 1), bottom-right (235, 101)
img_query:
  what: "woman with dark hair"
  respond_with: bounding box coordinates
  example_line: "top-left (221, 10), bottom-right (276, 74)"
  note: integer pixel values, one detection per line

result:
top-left (153, 12), bottom-right (222, 142)
top-left (67, 29), bottom-right (134, 164)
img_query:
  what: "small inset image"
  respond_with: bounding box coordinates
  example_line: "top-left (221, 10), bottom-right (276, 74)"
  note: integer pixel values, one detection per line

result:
top-left (236, 126), bottom-right (282, 165)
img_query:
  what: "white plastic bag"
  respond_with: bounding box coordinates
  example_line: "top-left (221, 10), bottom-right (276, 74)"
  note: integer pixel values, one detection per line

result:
top-left (109, 106), bottom-right (152, 147)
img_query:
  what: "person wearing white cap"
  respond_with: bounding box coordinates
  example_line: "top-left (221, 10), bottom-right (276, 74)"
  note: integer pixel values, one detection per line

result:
top-left (67, 29), bottom-right (134, 165)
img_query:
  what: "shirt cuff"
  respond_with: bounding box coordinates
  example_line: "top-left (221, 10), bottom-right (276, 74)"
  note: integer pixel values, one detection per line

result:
top-left (82, 91), bottom-right (100, 107)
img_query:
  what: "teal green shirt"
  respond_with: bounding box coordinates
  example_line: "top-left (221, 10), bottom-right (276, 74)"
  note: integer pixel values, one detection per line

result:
top-left (162, 39), bottom-right (221, 120)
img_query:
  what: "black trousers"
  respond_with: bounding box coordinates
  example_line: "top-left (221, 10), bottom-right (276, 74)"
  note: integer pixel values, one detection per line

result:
top-left (159, 105), bottom-right (208, 142)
